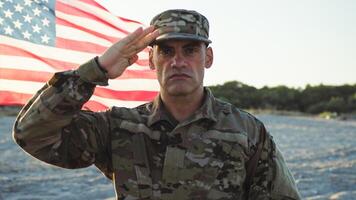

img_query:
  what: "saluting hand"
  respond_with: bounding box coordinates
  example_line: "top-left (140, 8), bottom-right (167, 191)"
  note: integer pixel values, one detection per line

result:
top-left (98, 25), bottom-right (159, 79)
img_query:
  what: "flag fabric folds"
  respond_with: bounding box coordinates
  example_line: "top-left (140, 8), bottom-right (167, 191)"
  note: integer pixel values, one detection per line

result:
top-left (0, 0), bottom-right (159, 111)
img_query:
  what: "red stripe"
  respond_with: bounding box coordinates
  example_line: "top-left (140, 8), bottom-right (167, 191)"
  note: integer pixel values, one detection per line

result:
top-left (0, 90), bottom-right (108, 111)
top-left (56, 1), bottom-right (130, 35)
top-left (76, 0), bottom-right (142, 25)
top-left (77, 0), bottom-right (108, 12)
top-left (117, 16), bottom-right (142, 25)
top-left (0, 44), bottom-right (77, 70)
top-left (0, 68), bottom-right (53, 82)
top-left (119, 69), bottom-right (157, 79)
top-left (56, 37), bottom-right (150, 65)
top-left (0, 68), bottom-right (156, 82)
top-left (0, 87), bottom-right (157, 106)
top-left (0, 91), bottom-right (32, 106)
top-left (0, 44), bottom-right (152, 69)
top-left (56, 37), bottom-right (107, 54)
top-left (55, 18), bottom-right (150, 55)
top-left (94, 87), bottom-right (158, 101)
top-left (0, 74), bottom-right (156, 102)
top-left (56, 17), bottom-right (120, 44)
top-left (83, 100), bottom-right (108, 111)
top-left (135, 59), bottom-right (149, 66)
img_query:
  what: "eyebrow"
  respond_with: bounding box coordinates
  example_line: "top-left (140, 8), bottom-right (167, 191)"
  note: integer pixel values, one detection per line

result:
top-left (156, 41), bottom-right (202, 49)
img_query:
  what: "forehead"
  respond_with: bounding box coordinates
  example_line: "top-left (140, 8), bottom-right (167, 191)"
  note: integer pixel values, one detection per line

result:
top-left (154, 39), bottom-right (205, 48)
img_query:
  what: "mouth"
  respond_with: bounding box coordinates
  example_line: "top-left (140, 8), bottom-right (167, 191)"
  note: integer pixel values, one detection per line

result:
top-left (168, 73), bottom-right (191, 80)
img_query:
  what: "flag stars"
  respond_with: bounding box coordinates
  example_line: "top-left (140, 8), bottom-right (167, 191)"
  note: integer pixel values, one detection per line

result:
top-left (1, 0), bottom-right (54, 46)
top-left (14, 4), bottom-right (24, 13)
top-left (41, 34), bottom-right (50, 44)
top-left (4, 9), bottom-right (14, 19)
top-left (4, 26), bottom-right (14, 35)
top-left (23, 14), bottom-right (33, 23)
top-left (42, 18), bottom-right (50, 27)
top-left (24, 0), bottom-right (33, 7)
top-left (33, 7), bottom-right (41, 16)
top-left (32, 24), bottom-right (41, 33)
top-left (22, 30), bottom-right (32, 39)
top-left (13, 20), bottom-right (23, 29)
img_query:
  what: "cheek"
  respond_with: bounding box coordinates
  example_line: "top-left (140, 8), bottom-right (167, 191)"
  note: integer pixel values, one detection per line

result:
top-left (196, 68), bottom-right (205, 80)
top-left (152, 58), bottom-right (164, 80)
top-left (155, 65), bottom-right (166, 84)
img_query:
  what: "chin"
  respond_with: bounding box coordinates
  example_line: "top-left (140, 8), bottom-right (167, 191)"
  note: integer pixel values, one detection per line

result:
top-left (167, 89), bottom-right (190, 96)
top-left (166, 84), bottom-right (200, 97)
top-left (165, 85), bottom-right (189, 96)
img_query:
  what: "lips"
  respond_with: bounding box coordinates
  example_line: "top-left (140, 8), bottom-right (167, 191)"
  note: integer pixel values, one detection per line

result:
top-left (168, 73), bottom-right (191, 80)
top-left (168, 73), bottom-right (190, 80)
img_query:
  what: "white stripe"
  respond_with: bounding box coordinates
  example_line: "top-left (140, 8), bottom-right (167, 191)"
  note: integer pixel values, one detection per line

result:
top-left (105, 79), bottom-right (159, 91)
top-left (0, 55), bottom-right (57, 72)
top-left (56, 11), bottom-right (128, 38)
top-left (55, 10), bottom-right (149, 62)
top-left (0, 36), bottom-right (150, 71)
top-left (89, 95), bottom-right (147, 108)
top-left (0, 56), bottom-right (153, 78)
top-left (0, 80), bottom-right (44, 93)
top-left (0, 35), bottom-right (95, 64)
top-left (58, 0), bottom-right (142, 33)
top-left (55, 11), bottom-right (150, 61)
top-left (56, 25), bottom-right (112, 47)
top-left (0, 79), bottom-right (152, 108)
top-left (0, 66), bottom-right (158, 91)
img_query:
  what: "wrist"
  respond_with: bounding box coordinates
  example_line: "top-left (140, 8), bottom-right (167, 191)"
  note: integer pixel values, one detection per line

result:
top-left (77, 57), bottom-right (109, 86)
top-left (94, 56), bottom-right (108, 73)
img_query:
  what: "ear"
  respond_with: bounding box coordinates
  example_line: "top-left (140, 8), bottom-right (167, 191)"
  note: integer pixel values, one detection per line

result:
top-left (149, 47), bottom-right (155, 70)
top-left (205, 47), bottom-right (213, 69)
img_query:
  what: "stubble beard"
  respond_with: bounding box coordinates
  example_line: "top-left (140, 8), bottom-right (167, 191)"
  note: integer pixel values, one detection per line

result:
top-left (163, 79), bottom-right (203, 98)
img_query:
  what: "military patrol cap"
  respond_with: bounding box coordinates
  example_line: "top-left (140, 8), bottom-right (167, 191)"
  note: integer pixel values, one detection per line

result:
top-left (150, 9), bottom-right (211, 45)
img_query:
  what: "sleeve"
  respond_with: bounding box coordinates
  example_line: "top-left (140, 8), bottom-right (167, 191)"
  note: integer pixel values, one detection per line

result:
top-left (12, 58), bottom-right (113, 177)
top-left (247, 124), bottom-right (302, 200)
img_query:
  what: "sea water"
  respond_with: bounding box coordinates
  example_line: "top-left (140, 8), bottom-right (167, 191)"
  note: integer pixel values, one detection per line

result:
top-left (1, 115), bottom-right (355, 200)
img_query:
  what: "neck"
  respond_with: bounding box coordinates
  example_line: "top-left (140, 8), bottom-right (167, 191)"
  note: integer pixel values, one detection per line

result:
top-left (160, 87), bottom-right (205, 122)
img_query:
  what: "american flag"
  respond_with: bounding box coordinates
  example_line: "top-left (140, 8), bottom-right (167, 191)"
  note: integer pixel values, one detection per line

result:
top-left (0, 0), bottom-right (159, 111)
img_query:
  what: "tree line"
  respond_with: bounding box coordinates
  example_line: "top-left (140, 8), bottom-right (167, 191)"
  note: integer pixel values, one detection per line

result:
top-left (209, 81), bottom-right (356, 114)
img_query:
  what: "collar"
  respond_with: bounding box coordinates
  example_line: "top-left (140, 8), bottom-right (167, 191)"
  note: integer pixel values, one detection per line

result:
top-left (147, 87), bottom-right (219, 127)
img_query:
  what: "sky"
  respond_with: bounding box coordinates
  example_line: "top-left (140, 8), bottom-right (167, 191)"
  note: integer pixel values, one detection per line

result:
top-left (98, 0), bottom-right (356, 88)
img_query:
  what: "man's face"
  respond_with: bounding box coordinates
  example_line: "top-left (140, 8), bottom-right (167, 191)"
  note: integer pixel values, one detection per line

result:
top-left (149, 40), bottom-right (213, 97)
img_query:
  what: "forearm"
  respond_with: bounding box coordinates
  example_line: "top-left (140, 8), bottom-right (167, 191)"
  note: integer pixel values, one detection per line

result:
top-left (13, 58), bottom-right (109, 168)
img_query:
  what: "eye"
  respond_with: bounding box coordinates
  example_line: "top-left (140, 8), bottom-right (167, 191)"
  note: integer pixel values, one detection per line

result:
top-left (159, 46), bottom-right (174, 57)
top-left (183, 46), bottom-right (199, 57)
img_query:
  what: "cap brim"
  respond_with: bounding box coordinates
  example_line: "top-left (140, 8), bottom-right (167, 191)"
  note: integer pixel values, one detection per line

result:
top-left (150, 33), bottom-right (211, 46)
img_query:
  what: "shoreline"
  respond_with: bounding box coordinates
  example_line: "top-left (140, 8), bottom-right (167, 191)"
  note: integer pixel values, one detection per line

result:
top-left (248, 108), bottom-right (356, 122)
top-left (0, 106), bottom-right (22, 117)
top-left (1, 106), bottom-right (355, 122)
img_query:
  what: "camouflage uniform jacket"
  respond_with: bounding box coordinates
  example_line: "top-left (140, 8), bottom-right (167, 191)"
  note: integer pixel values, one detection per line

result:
top-left (13, 58), bottom-right (301, 200)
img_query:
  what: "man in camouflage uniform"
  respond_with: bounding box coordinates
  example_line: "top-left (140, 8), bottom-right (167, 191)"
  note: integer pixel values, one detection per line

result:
top-left (13, 9), bottom-right (301, 199)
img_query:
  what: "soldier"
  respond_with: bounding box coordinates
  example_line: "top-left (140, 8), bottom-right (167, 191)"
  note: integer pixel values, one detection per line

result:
top-left (13, 9), bottom-right (301, 200)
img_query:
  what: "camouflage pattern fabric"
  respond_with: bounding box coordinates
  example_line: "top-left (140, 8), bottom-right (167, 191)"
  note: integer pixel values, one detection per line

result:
top-left (150, 9), bottom-right (211, 45)
top-left (13, 58), bottom-right (301, 199)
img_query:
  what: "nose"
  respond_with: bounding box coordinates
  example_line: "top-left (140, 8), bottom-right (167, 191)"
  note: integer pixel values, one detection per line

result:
top-left (170, 52), bottom-right (186, 68)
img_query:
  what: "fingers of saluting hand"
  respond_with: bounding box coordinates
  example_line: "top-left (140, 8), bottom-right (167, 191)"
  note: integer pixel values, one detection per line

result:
top-left (98, 26), bottom-right (159, 79)
top-left (121, 25), bottom-right (159, 54)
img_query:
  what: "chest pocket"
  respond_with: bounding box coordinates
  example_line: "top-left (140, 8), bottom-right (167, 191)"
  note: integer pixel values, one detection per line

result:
top-left (161, 130), bottom-right (247, 198)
